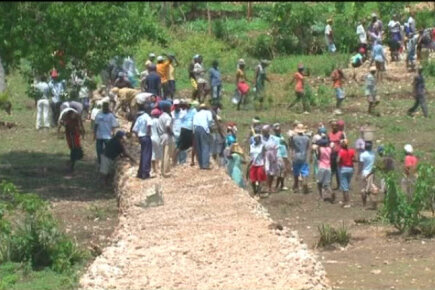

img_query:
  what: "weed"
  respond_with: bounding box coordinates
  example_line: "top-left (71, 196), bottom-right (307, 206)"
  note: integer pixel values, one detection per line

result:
top-left (316, 223), bottom-right (351, 248)
top-left (418, 219), bottom-right (435, 238)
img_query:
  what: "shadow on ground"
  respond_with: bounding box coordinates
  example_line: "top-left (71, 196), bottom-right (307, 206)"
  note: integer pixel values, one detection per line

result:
top-left (0, 150), bottom-right (114, 202)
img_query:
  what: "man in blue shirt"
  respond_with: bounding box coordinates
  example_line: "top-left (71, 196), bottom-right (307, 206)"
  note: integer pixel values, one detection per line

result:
top-left (144, 64), bottom-right (161, 96)
top-left (94, 102), bottom-right (119, 164)
top-left (209, 60), bottom-right (222, 106)
top-left (132, 104), bottom-right (153, 179)
top-left (408, 67), bottom-right (428, 118)
top-left (359, 141), bottom-right (377, 208)
top-left (173, 100), bottom-right (197, 167)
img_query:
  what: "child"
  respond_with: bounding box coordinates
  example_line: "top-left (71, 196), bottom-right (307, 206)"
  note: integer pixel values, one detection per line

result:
top-left (365, 66), bottom-right (380, 116)
top-left (359, 141), bottom-right (378, 208)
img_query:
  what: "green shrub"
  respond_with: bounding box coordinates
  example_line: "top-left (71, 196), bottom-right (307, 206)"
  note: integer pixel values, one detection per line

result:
top-left (316, 223), bottom-right (351, 248)
top-left (423, 60), bottom-right (435, 78)
top-left (250, 34), bottom-right (274, 59)
top-left (418, 219), bottom-right (435, 238)
top-left (0, 181), bottom-right (86, 273)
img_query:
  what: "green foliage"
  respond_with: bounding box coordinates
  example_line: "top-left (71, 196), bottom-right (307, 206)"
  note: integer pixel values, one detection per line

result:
top-left (381, 163), bottom-right (435, 233)
top-left (249, 34), bottom-right (274, 59)
top-left (418, 219), bottom-right (435, 238)
top-left (316, 223), bottom-right (351, 248)
top-left (423, 60), bottom-right (435, 78)
top-left (0, 180), bottom-right (86, 273)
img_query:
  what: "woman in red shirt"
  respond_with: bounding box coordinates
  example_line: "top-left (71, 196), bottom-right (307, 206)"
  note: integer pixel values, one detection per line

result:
top-left (337, 139), bottom-right (356, 208)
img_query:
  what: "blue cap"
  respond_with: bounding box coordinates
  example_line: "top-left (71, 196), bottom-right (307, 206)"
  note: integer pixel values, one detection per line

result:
top-left (318, 127), bottom-right (327, 134)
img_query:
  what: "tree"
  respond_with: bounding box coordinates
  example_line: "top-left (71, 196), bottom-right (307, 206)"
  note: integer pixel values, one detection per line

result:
top-left (0, 2), bottom-right (168, 92)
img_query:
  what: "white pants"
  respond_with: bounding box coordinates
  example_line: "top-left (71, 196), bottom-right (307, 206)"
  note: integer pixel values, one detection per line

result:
top-left (36, 99), bottom-right (52, 129)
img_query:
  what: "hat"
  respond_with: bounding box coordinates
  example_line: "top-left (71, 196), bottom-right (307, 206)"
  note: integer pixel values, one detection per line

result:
top-left (371, 13), bottom-right (377, 18)
top-left (149, 53), bottom-right (156, 58)
top-left (273, 123), bottom-right (280, 129)
top-left (260, 59), bottom-right (271, 65)
top-left (359, 47), bottom-right (366, 54)
top-left (294, 123), bottom-right (306, 133)
top-left (194, 54), bottom-right (201, 60)
top-left (252, 117), bottom-right (261, 124)
top-left (377, 145), bottom-right (385, 154)
top-left (216, 115), bottom-right (222, 121)
top-left (199, 103), bottom-right (207, 109)
top-left (173, 99), bottom-right (180, 105)
top-left (404, 144), bottom-right (413, 153)
top-left (298, 63), bottom-right (305, 70)
top-left (191, 100), bottom-right (200, 107)
top-left (327, 18), bottom-right (333, 23)
top-left (318, 127), bottom-right (327, 134)
top-left (51, 69), bottom-right (59, 78)
top-left (151, 108), bottom-right (161, 117)
top-left (341, 139), bottom-right (348, 146)
top-left (156, 55), bottom-right (164, 62)
top-left (110, 87), bottom-right (120, 94)
top-left (337, 120), bottom-right (345, 127)
top-left (370, 66), bottom-right (377, 72)
top-left (238, 58), bottom-right (245, 65)
top-left (115, 130), bottom-right (126, 138)
top-left (231, 143), bottom-right (245, 156)
top-left (293, 120), bottom-right (301, 126)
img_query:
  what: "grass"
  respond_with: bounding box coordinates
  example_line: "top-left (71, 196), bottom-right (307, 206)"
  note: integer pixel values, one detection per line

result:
top-left (316, 223), bottom-right (351, 248)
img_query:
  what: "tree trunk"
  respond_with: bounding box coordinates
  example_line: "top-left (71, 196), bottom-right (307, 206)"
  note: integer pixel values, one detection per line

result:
top-left (0, 56), bottom-right (5, 93)
top-left (207, 3), bottom-right (212, 36)
top-left (247, 2), bottom-right (253, 22)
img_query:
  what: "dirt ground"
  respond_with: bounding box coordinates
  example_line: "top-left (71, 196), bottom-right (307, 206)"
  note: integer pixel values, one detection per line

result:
top-left (259, 183), bottom-right (435, 290)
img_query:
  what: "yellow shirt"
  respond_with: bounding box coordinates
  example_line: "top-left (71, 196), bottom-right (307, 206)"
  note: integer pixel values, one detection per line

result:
top-left (118, 88), bottom-right (139, 103)
top-left (168, 64), bottom-right (175, 81)
top-left (156, 61), bottom-right (170, 83)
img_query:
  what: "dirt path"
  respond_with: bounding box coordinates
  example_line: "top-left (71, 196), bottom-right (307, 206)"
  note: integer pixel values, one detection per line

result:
top-left (79, 141), bottom-right (330, 289)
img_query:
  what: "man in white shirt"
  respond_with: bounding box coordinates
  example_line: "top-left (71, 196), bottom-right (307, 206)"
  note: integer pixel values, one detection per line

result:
top-left (193, 103), bottom-right (214, 169)
top-left (34, 76), bottom-right (52, 130)
top-left (132, 105), bottom-right (153, 179)
top-left (193, 55), bottom-right (210, 103)
top-left (356, 19), bottom-right (367, 56)
top-left (325, 19), bottom-right (336, 53)
top-left (94, 102), bottom-right (119, 164)
top-left (407, 12), bottom-right (416, 36)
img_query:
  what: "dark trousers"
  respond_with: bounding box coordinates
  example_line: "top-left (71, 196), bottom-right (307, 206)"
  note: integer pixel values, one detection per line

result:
top-left (330, 151), bottom-right (340, 188)
top-left (96, 139), bottom-right (109, 164)
top-left (51, 102), bottom-right (62, 125)
top-left (137, 136), bottom-right (152, 179)
top-left (194, 126), bottom-right (211, 169)
top-left (162, 82), bottom-right (170, 100)
top-left (408, 95), bottom-right (428, 117)
top-left (168, 80), bottom-right (176, 99)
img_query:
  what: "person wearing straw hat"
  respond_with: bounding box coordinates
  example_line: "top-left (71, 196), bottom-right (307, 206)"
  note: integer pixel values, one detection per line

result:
top-left (365, 66), bottom-right (380, 116)
top-left (247, 133), bottom-right (267, 196)
top-left (227, 143), bottom-right (246, 188)
top-left (235, 58), bottom-right (249, 111)
top-left (325, 18), bottom-right (336, 53)
top-left (290, 123), bottom-right (311, 194)
top-left (193, 103), bottom-right (214, 169)
top-left (288, 64), bottom-right (311, 114)
top-left (253, 59), bottom-right (271, 110)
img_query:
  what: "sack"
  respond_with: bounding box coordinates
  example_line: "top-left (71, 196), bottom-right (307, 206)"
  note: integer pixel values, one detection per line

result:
top-left (237, 82), bottom-right (250, 95)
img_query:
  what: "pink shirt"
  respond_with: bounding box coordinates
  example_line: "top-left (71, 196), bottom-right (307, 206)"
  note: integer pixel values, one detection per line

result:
top-left (318, 147), bottom-right (332, 169)
top-left (404, 155), bottom-right (418, 168)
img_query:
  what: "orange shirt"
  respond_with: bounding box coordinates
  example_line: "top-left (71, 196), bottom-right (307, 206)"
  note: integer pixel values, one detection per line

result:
top-left (156, 61), bottom-right (170, 83)
top-left (331, 69), bottom-right (343, 88)
top-left (294, 72), bottom-right (304, 93)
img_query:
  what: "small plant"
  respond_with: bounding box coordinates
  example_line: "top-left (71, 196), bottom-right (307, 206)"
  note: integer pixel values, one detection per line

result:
top-left (316, 223), bottom-right (351, 248)
top-left (418, 219), bottom-right (435, 238)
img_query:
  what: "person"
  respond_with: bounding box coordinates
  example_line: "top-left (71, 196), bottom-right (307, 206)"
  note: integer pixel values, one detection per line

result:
top-left (209, 60), bottom-right (222, 106)
top-left (173, 99), bottom-right (197, 167)
top-left (132, 104), bottom-right (153, 179)
top-left (145, 53), bottom-right (156, 70)
top-left (113, 72), bottom-right (132, 89)
top-left (350, 49), bottom-right (366, 80)
top-left (359, 141), bottom-right (378, 208)
top-left (261, 125), bottom-right (279, 195)
top-left (247, 134), bottom-right (267, 196)
top-left (406, 32), bottom-right (419, 70)
top-left (227, 143), bottom-right (246, 188)
top-left (402, 144), bottom-right (418, 198)
top-left (368, 13), bottom-right (383, 49)
top-left (248, 116), bottom-right (262, 145)
top-left (328, 120), bottom-right (345, 190)
top-left (290, 123), bottom-right (310, 194)
top-left (171, 99), bottom-right (186, 164)
top-left (99, 130), bottom-right (136, 185)
top-left (407, 66), bottom-right (428, 118)
top-left (157, 101), bottom-right (174, 177)
top-left (48, 71), bottom-right (66, 125)
top-left (94, 101), bottom-right (119, 165)
top-left (369, 40), bottom-right (387, 82)
top-left (130, 92), bottom-right (154, 117)
top-left (375, 145), bottom-right (395, 195)
top-left (337, 139), bottom-right (356, 208)
top-left (167, 54), bottom-right (178, 99)
top-left (123, 56), bottom-right (139, 88)
top-left (288, 64), bottom-right (310, 114)
top-left (193, 55), bottom-right (210, 103)
top-left (325, 18), bottom-right (336, 53)
top-left (156, 55), bottom-right (173, 99)
top-left (78, 81), bottom-right (91, 119)
top-left (407, 11), bottom-right (416, 37)
top-left (273, 123), bottom-right (290, 191)
top-left (193, 103), bottom-right (214, 169)
top-left (356, 19), bottom-right (368, 57)
top-left (355, 127), bottom-right (366, 177)
top-left (365, 66), bottom-right (380, 116)
top-left (253, 60), bottom-right (271, 110)
top-left (311, 125), bottom-right (327, 180)
top-left (59, 108), bottom-right (85, 173)
top-left (388, 15), bottom-right (402, 62)
top-left (225, 123), bottom-right (237, 148)
top-left (235, 59), bottom-right (249, 111)
top-left (111, 87), bottom-right (141, 116)
top-left (210, 105), bottom-right (226, 166)
top-left (150, 108), bottom-right (162, 175)
top-left (316, 135), bottom-right (333, 201)
top-left (189, 55), bottom-right (199, 100)
top-left (331, 67), bottom-right (346, 114)
top-left (34, 76), bottom-right (52, 130)
top-left (143, 64), bottom-right (161, 96)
